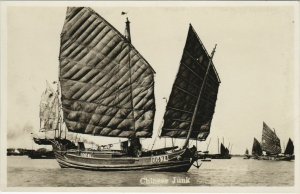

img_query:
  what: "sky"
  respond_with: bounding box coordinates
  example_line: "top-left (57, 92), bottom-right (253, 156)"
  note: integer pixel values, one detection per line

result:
top-left (4, 2), bottom-right (299, 154)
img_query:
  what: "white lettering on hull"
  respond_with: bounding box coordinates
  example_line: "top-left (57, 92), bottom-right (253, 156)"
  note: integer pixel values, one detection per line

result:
top-left (150, 155), bottom-right (169, 163)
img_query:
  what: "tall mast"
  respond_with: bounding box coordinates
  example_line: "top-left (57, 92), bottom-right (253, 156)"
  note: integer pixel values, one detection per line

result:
top-left (183, 44), bottom-right (217, 148)
top-left (125, 17), bottom-right (135, 135)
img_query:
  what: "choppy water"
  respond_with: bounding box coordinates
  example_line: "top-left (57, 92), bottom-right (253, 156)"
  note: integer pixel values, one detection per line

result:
top-left (7, 156), bottom-right (294, 187)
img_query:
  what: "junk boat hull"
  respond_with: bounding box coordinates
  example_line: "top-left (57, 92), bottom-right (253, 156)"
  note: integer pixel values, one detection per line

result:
top-left (52, 141), bottom-right (197, 172)
top-left (255, 155), bottom-right (294, 161)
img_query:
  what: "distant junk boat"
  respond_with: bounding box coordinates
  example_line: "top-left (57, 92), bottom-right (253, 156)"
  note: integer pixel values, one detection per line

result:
top-left (243, 148), bottom-right (250, 159)
top-left (251, 137), bottom-right (262, 159)
top-left (209, 142), bottom-right (232, 159)
top-left (46, 7), bottom-right (221, 171)
top-left (197, 138), bottom-right (232, 160)
top-left (251, 122), bottom-right (294, 161)
top-left (32, 81), bottom-right (60, 146)
top-left (284, 138), bottom-right (294, 160)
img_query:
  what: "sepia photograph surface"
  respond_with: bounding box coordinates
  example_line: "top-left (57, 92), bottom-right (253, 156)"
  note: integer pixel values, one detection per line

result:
top-left (0, 1), bottom-right (299, 192)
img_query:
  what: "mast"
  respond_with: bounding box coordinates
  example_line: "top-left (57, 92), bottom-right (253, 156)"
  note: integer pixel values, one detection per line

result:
top-left (217, 137), bottom-right (219, 154)
top-left (125, 17), bottom-right (131, 43)
top-left (223, 137), bottom-right (224, 145)
top-left (183, 44), bottom-right (217, 148)
top-left (125, 17), bottom-right (136, 138)
top-left (206, 137), bottom-right (211, 151)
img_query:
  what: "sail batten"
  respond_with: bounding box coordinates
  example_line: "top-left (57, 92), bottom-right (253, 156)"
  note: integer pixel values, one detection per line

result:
top-left (160, 25), bottom-right (220, 140)
top-left (59, 7), bottom-right (155, 138)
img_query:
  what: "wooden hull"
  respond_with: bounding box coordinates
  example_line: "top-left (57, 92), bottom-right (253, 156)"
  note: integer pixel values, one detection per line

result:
top-left (197, 153), bottom-right (231, 160)
top-left (33, 137), bottom-right (53, 145)
top-left (52, 141), bottom-right (197, 172)
top-left (254, 155), bottom-right (294, 161)
top-left (28, 151), bottom-right (55, 159)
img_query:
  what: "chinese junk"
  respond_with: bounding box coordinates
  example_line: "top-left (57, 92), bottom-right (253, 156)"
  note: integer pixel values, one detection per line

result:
top-left (33, 81), bottom-right (60, 146)
top-left (28, 82), bottom-right (59, 159)
top-left (284, 138), bottom-right (294, 160)
top-left (253, 122), bottom-right (293, 161)
top-left (251, 137), bottom-right (262, 159)
top-left (243, 148), bottom-right (250, 159)
top-left (50, 7), bottom-right (220, 171)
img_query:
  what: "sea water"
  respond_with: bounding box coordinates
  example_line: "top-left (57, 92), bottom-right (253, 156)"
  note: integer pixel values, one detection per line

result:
top-left (7, 156), bottom-right (294, 187)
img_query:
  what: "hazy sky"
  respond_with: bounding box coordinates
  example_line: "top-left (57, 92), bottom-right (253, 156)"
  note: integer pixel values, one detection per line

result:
top-left (4, 2), bottom-right (298, 154)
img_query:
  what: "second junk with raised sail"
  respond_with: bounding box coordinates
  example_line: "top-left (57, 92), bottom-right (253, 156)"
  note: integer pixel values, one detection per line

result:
top-left (50, 7), bottom-right (221, 171)
top-left (252, 122), bottom-right (293, 161)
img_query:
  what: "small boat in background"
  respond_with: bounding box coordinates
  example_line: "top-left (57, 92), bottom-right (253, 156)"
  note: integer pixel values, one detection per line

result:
top-left (243, 148), bottom-right (250, 159)
top-left (210, 143), bottom-right (232, 159)
top-left (251, 137), bottom-right (262, 159)
top-left (253, 122), bottom-right (293, 161)
top-left (28, 148), bottom-right (55, 159)
top-left (284, 138), bottom-right (295, 160)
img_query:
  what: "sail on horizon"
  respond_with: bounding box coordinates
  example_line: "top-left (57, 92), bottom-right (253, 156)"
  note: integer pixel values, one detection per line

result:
top-left (252, 137), bottom-right (262, 156)
top-left (261, 122), bottom-right (281, 155)
top-left (284, 138), bottom-right (294, 155)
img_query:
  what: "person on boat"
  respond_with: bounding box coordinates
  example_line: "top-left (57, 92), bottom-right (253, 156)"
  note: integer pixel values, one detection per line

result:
top-left (128, 138), bottom-right (142, 157)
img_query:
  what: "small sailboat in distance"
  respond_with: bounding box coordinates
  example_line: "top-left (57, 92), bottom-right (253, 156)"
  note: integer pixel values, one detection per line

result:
top-left (251, 137), bottom-right (262, 159)
top-left (243, 148), bottom-right (250, 159)
top-left (50, 7), bottom-right (221, 171)
top-left (254, 122), bottom-right (293, 161)
top-left (284, 138), bottom-right (295, 160)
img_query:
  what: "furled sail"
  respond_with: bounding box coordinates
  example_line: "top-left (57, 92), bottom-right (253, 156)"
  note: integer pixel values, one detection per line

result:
top-left (261, 122), bottom-right (281, 155)
top-left (284, 138), bottom-right (294, 155)
top-left (252, 137), bottom-right (262, 156)
top-left (160, 25), bottom-right (220, 140)
top-left (59, 7), bottom-right (155, 138)
top-left (40, 81), bottom-right (59, 131)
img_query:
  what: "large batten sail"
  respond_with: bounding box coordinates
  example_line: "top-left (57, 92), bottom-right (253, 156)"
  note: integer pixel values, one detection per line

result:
top-left (59, 7), bottom-right (155, 138)
top-left (40, 81), bottom-right (59, 131)
top-left (252, 137), bottom-right (262, 156)
top-left (160, 25), bottom-right (220, 140)
top-left (261, 122), bottom-right (281, 155)
top-left (284, 138), bottom-right (294, 155)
